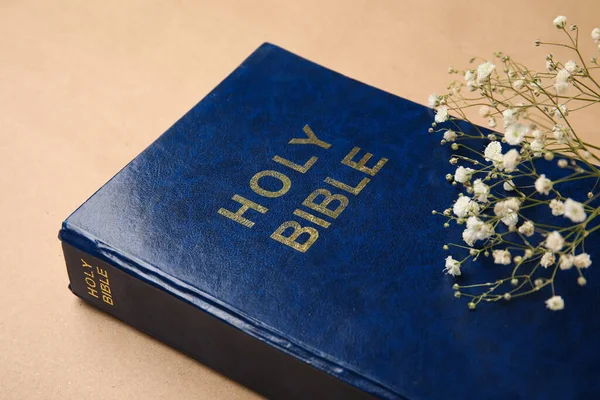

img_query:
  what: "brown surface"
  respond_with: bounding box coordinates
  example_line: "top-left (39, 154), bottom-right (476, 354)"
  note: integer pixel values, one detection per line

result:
top-left (1, 1), bottom-right (599, 399)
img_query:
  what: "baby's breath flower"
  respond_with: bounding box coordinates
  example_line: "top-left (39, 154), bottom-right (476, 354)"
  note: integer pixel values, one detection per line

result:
top-left (484, 141), bottom-right (503, 164)
top-left (558, 159), bottom-right (568, 168)
top-left (453, 195), bottom-right (480, 218)
top-left (488, 117), bottom-right (497, 128)
top-left (435, 106), bottom-right (449, 123)
top-left (545, 295), bottom-right (564, 311)
top-left (578, 277), bottom-right (587, 286)
top-left (565, 60), bottom-right (578, 73)
top-left (473, 179), bottom-right (490, 202)
top-left (553, 16), bottom-right (567, 29)
top-left (535, 174), bottom-right (553, 195)
top-left (454, 166), bottom-right (475, 184)
top-left (462, 216), bottom-right (494, 246)
top-left (554, 104), bottom-right (568, 118)
top-left (512, 79), bottom-right (525, 90)
top-left (545, 231), bottom-right (565, 253)
top-left (541, 252), bottom-right (556, 268)
top-left (443, 129), bottom-right (457, 142)
top-left (503, 180), bottom-right (515, 191)
top-left (505, 123), bottom-right (528, 145)
top-left (444, 256), bottom-right (461, 276)
top-left (493, 249), bottom-right (511, 265)
top-left (518, 221), bottom-right (535, 237)
top-left (503, 109), bottom-right (517, 127)
top-left (428, 93), bottom-right (439, 108)
top-left (554, 69), bottom-right (570, 94)
top-left (549, 199), bottom-right (565, 216)
top-left (479, 105), bottom-right (491, 117)
top-left (574, 253), bottom-right (592, 268)
top-left (502, 149), bottom-right (521, 172)
top-left (592, 28), bottom-right (600, 43)
top-left (559, 254), bottom-right (574, 270)
top-left (476, 62), bottom-right (496, 85)
top-left (564, 198), bottom-right (587, 223)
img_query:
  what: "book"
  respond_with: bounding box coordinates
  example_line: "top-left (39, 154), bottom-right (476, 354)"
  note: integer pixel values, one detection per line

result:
top-left (59, 43), bottom-right (600, 399)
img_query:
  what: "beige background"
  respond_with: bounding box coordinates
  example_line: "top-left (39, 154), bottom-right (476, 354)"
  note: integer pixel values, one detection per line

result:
top-left (1, 1), bottom-right (599, 399)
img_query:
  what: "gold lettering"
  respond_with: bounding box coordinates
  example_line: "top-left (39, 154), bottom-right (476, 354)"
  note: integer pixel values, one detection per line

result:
top-left (342, 147), bottom-right (388, 176)
top-left (100, 282), bottom-right (111, 295)
top-left (302, 189), bottom-right (348, 219)
top-left (293, 209), bottom-right (331, 228)
top-left (273, 155), bottom-right (318, 174)
top-left (250, 170), bottom-right (291, 198)
top-left (96, 267), bottom-right (108, 278)
top-left (87, 286), bottom-right (99, 299)
top-left (84, 276), bottom-right (96, 288)
top-left (324, 176), bottom-right (370, 195)
top-left (288, 125), bottom-right (331, 149)
top-left (81, 259), bottom-right (93, 269)
top-left (271, 221), bottom-right (319, 253)
top-left (102, 294), bottom-right (114, 306)
top-left (218, 194), bottom-right (268, 228)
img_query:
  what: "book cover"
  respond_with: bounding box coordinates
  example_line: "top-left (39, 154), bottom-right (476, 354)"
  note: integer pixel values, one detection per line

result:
top-left (59, 43), bottom-right (600, 399)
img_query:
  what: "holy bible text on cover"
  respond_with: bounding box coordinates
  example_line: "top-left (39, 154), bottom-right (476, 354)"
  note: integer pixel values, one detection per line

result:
top-left (59, 43), bottom-right (600, 399)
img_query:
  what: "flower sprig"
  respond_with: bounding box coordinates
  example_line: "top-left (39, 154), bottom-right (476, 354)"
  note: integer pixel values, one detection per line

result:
top-left (430, 16), bottom-right (600, 311)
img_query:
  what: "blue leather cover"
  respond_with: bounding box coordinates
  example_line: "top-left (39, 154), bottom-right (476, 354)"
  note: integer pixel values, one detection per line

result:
top-left (59, 43), bottom-right (600, 399)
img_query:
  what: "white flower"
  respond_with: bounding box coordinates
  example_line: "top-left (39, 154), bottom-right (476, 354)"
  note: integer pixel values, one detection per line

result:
top-left (505, 123), bottom-right (528, 145)
top-left (541, 252), bottom-right (556, 267)
top-left (476, 62), bottom-right (496, 85)
top-left (479, 105), bottom-right (491, 117)
top-left (428, 93), bottom-right (439, 108)
top-left (559, 254), bottom-right (574, 270)
top-left (530, 139), bottom-right (544, 156)
top-left (444, 256), bottom-right (461, 276)
top-left (494, 198), bottom-right (520, 227)
top-left (554, 68), bottom-right (570, 94)
top-left (564, 198), bottom-right (586, 223)
top-left (554, 81), bottom-right (569, 94)
top-left (477, 61), bottom-right (496, 85)
top-left (556, 68), bottom-right (570, 83)
top-left (488, 117), bottom-right (497, 128)
top-left (493, 249), bottom-right (512, 265)
top-left (435, 106), bottom-right (449, 123)
top-left (454, 166), bottom-right (475, 184)
top-left (518, 221), bottom-right (534, 237)
top-left (545, 295), bottom-right (564, 311)
top-left (592, 28), bottom-right (600, 43)
top-left (558, 159), bottom-right (568, 168)
top-left (535, 174), bottom-right (553, 195)
top-left (453, 195), bottom-right (480, 218)
top-left (552, 124), bottom-right (568, 142)
top-left (513, 79), bottom-right (525, 90)
top-left (503, 109), bottom-right (517, 127)
top-left (502, 149), bottom-right (521, 172)
top-left (553, 16), bottom-right (567, 29)
top-left (533, 129), bottom-right (546, 140)
top-left (484, 141), bottom-right (503, 165)
top-left (545, 231), bottom-right (564, 253)
top-left (443, 129), bottom-right (457, 142)
top-left (546, 60), bottom-right (555, 71)
top-left (554, 104), bottom-right (568, 119)
top-left (549, 199), bottom-right (565, 216)
top-left (574, 253), bottom-right (592, 268)
top-left (503, 180), bottom-right (515, 191)
top-left (467, 80), bottom-right (478, 92)
top-left (464, 70), bottom-right (475, 82)
top-left (565, 60), bottom-right (577, 73)
top-left (462, 216), bottom-right (494, 246)
top-left (473, 179), bottom-right (489, 202)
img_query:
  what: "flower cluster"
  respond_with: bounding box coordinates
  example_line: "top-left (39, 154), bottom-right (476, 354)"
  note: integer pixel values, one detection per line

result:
top-left (432, 16), bottom-right (600, 311)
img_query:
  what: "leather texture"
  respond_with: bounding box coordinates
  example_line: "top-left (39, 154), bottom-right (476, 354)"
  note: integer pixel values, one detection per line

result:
top-left (59, 43), bottom-right (600, 400)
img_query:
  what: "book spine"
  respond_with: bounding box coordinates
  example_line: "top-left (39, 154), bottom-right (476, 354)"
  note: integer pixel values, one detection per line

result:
top-left (61, 242), bottom-right (376, 400)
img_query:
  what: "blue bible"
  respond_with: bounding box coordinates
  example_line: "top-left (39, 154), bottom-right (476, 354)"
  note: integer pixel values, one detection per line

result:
top-left (59, 43), bottom-right (600, 399)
